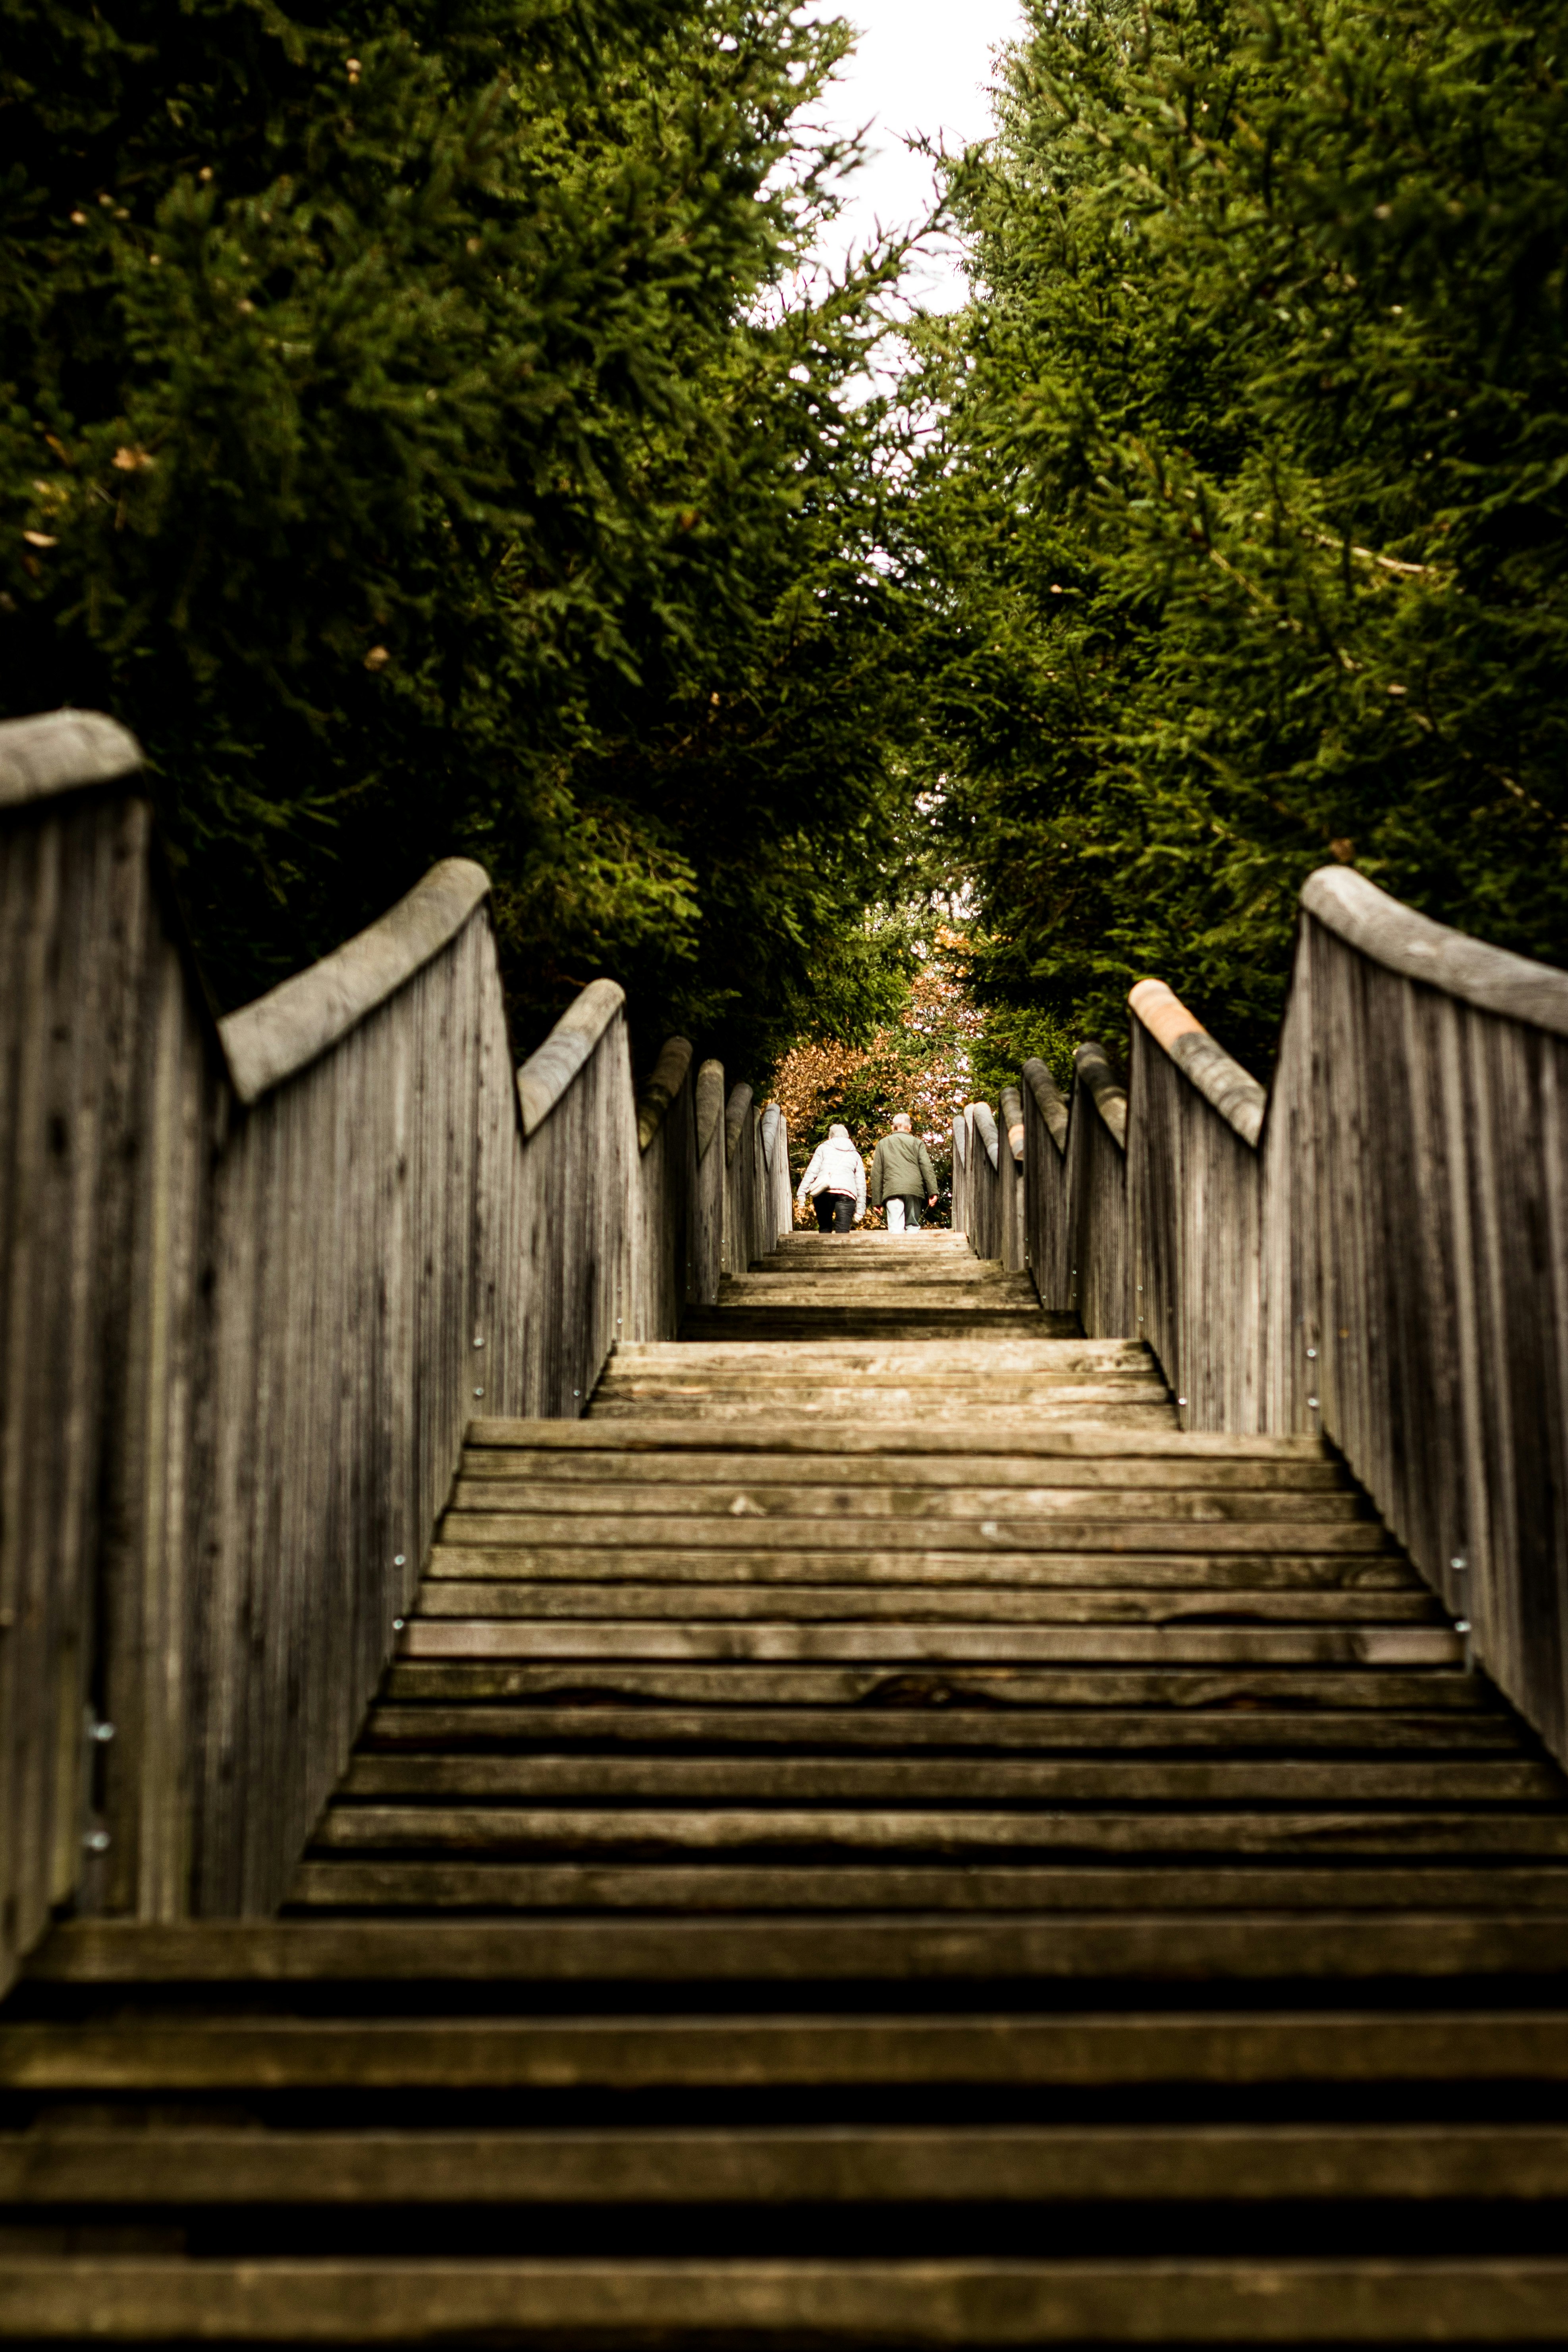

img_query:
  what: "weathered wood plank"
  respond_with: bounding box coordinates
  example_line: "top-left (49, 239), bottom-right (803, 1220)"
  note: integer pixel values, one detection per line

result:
top-left (5, 2012), bottom-right (1568, 2090)
top-left (3, 2123), bottom-right (1567, 2204)
top-left (286, 1858), bottom-right (1568, 1912)
top-left (9, 2256), bottom-right (1568, 2343)
top-left (31, 1911), bottom-right (1568, 1983)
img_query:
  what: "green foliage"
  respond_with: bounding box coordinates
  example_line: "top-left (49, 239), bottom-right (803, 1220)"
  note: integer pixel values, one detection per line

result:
top-left (916, 0), bottom-right (1568, 1070)
top-left (1, 0), bottom-right (926, 1074)
top-left (970, 1001), bottom-right (1079, 1101)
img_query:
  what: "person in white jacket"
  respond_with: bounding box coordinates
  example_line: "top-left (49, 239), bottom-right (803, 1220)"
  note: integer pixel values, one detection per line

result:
top-left (796, 1122), bottom-right (866, 1234)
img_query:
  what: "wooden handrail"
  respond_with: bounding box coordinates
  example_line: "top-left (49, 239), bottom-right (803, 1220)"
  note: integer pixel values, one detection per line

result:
top-left (636, 1037), bottom-right (694, 1154)
top-left (1305, 865), bottom-right (1568, 1033)
top-left (976, 865), bottom-right (1568, 1768)
top-left (695, 1060), bottom-right (725, 1160)
top-left (998, 1085), bottom-right (1026, 1165)
top-left (1128, 980), bottom-right (1265, 1148)
top-left (724, 1082), bottom-right (754, 1168)
top-left (1022, 1058), bottom-right (1068, 1153)
top-left (1073, 1042), bottom-right (1127, 1149)
top-left (968, 1101), bottom-right (999, 1170)
top-left (516, 978), bottom-right (626, 1136)
top-left (222, 861), bottom-right (492, 1106)
top-left (0, 711), bottom-right (743, 1982)
top-left (0, 709), bottom-right (141, 808)
top-left (760, 1102), bottom-right (783, 1170)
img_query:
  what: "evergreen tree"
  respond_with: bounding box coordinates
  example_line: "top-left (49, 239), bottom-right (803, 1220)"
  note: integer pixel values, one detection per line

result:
top-left (2, 0), bottom-right (927, 1071)
top-left (918, 0), bottom-right (1568, 1068)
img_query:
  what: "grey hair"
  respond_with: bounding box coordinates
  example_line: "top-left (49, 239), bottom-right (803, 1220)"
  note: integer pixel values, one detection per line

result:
top-left (892, 1112), bottom-right (912, 1131)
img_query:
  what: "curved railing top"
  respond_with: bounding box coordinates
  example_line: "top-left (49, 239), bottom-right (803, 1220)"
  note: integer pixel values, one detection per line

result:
top-left (1305, 866), bottom-right (1568, 1036)
top-left (636, 1036), bottom-right (694, 1154)
top-left (695, 1059), bottom-right (726, 1160)
top-left (0, 709), bottom-right (141, 808)
top-left (724, 1082), bottom-right (755, 1168)
top-left (1129, 979), bottom-right (1267, 1150)
top-left (516, 977), bottom-right (626, 1137)
top-left (968, 1101), bottom-right (1000, 1170)
top-left (998, 1085), bottom-right (1026, 1165)
top-left (1023, 1058), bottom-right (1070, 1153)
top-left (1074, 1042), bottom-right (1128, 1150)
top-left (222, 860), bottom-right (493, 1107)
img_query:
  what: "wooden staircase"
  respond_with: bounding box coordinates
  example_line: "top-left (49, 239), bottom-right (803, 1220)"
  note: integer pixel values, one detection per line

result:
top-left (4, 1231), bottom-right (1568, 2340)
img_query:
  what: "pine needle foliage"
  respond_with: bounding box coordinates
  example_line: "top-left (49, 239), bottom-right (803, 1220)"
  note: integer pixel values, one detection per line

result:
top-left (917, 0), bottom-right (1568, 1069)
top-left (2, 0), bottom-right (926, 1071)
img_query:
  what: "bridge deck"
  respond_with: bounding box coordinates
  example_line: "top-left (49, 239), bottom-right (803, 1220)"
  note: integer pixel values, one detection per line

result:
top-left (4, 1232), bottom-right (1568, 2340)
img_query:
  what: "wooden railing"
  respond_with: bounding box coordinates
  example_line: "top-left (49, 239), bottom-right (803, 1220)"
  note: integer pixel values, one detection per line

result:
top-left (961, 866), bottom-right (1568, 1768)
top-left (0, 711), bottom-right (787, 1986)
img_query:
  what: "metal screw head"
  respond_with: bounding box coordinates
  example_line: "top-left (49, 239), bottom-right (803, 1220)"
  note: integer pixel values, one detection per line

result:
top-left (1306, 1348), bottom-right (1317, 1359)
top-left (393, 1618), bottom-right (405, 1631)
top-left (1451, 1556), bottom-right (1468, 1571)
top-left (474, 1387), bottom-right (484, 1398)
top-left (1308, 1395), bottom-right (1320, 1409)
top-left (394, 1555), bottom-right (405, 1568)
top-left (1455, 1619), bottom-right (1471, 1634)
top-left (83, 1830), bottom-right (110, 1854)
top-left (1177, 1397), bottom-right (1187, 1406)
top-left (473, 1337), bottom-right (485, 1349)
top-left (89, 1721), bottom-right (115, 1744)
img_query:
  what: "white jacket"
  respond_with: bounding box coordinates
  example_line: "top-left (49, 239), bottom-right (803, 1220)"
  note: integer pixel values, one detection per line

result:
top-left (797, 1124), bottom-right (866, 1218)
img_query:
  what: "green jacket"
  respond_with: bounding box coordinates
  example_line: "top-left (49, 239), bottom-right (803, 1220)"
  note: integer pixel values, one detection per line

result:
top-left (868, 1131), bottom-right (938, 1206)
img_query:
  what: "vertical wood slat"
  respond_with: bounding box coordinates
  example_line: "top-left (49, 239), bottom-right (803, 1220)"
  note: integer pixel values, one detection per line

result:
top-left (996, 869), bottom-right (1568, 1768)
top-left (962, 1105), bottom-right (1001, 1261)
top-left (720, 1085), bottom-right (788, 1270)
top-left (949, 1116), bottom-right (969, 1240)
top-left (0, 717), bottom-right (721, 1976)
top-left (1020, 1062), bottom-right (1069, 1307)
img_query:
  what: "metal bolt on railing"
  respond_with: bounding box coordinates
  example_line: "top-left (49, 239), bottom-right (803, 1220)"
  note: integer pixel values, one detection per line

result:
top-left (394, 1556), bottom-right (405, 1568)
top-left (393, 1619), bottom-right (405, 1631)
top-left (474, 1387), bottom-right (484, 1398)
top-left (83, 1830), bottom-right (110, 1854)
top-left (473, 1336), bottom-right (485, 1349)
top-left (1308, 1395), bottom-right (1320, 1409)
top-left (89, 1720), bottom-right (115, 1744)
top-left (1306, 1348), bottom-right (1317, 1359)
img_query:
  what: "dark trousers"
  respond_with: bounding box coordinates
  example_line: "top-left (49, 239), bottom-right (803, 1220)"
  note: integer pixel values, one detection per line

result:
top-left (814, 1192), bottom-right (854, 1232)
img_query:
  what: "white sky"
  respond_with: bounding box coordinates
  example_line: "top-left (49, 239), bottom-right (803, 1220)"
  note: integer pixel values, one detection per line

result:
top-left (801, 0), bottom-right (1027, 310)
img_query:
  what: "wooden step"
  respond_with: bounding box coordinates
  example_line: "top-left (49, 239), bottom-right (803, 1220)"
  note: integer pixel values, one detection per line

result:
top-left (6, 2011), bottom-right (1568, 2091)
top-left (436, 1512), bottom-right (1390, 1551)
top-left (356, 1705), bottom-right (1526, 1754)
top-left (32, 1914), bottom-right (1568, 1986)
top-left (424, 1558), bottom-right (1421, 1593)
top-left (676, 1313), bottom-right (1076, 1339)
top-left (588, 1383), bottom-right (1175, 1421)
top-left (332, 1755), bottom-right (1557, 1805)
top-left (4, 2122), bottom-right (1568, 2206)
top-left (456, 1452), bottom-right (1355, 1492)
top-left (412, 1586), bottom-right (1439, 1625)
top-left (287, 1859), bottom-right (1568, 1912)
top-left (469, 1420), bottom-right (1329, 1459)
top-left (7, 2255), bottom-right (1568, 2343)
top-left (305, 1804), bottom-right (1568, 1861)
top-left (392, 1623), bottom-right (1459, 1664)
top-left (382, 1662), bottom-right (1487, 1708)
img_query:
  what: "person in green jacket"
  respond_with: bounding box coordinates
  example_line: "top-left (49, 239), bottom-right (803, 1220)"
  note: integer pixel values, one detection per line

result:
top-left (868, 1114), bottom-right (939, 1232)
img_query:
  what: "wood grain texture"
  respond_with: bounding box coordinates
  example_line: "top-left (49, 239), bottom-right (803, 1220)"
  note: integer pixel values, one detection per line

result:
top-left (0, 722), bottom-right (711, 1967)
